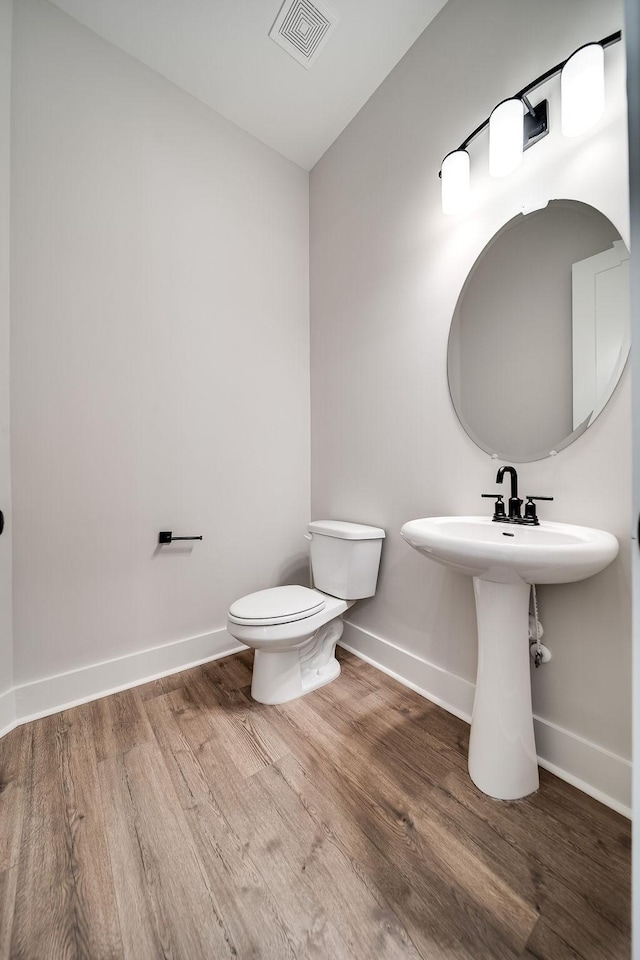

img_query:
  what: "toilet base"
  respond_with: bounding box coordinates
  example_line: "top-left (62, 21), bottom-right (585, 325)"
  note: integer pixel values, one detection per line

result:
top-left (250, 618), bottom-right (343, 705)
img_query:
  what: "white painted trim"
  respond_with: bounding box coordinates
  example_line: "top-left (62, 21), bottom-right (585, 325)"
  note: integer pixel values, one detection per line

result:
top-left (341, 620), bottom-right (631, 818)
top-left (0, 685), bottom-right (17, 739)
top-left (1, 627), bottom-right (244, 732)
top-left (3, 616), bottom-right (631, 818)
top-left (534, 716), bottom-right (632, 818)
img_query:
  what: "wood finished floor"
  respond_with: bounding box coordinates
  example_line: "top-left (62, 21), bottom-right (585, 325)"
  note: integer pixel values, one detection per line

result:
top-left (0, 649), bottom-right (631, 960)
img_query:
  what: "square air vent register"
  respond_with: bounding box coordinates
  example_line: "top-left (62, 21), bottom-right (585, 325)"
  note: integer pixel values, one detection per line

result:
top-left (269, 0), bottom-right (339, 69)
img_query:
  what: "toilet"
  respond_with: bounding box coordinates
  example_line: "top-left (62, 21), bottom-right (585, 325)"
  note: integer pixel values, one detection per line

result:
top-left (227, 520), bottom-right (385, 704)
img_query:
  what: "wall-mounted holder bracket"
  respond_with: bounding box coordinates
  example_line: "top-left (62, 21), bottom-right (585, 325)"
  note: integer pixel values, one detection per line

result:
top-left (158, 531), bottom-right (203, 544)
top-left (523, 98), bottom-right (549, 150)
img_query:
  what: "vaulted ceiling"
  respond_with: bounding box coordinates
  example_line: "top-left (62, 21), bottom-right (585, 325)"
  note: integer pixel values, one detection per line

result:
top-left (45, 0), bottom-right (449, 169)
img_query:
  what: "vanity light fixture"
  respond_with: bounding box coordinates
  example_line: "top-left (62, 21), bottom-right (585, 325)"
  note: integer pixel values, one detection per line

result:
top-left (561, 43), bottom-right (605, 137)
top-left (440, 30), bottom-right (621, 215)
top-left (489, 99), bottom-right (525, 178)
top-left (441, 149), bottom-right (470, 215)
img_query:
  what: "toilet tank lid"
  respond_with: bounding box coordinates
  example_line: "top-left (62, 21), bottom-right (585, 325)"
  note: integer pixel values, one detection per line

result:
top-left (308, 520), bottom-right (386, 540)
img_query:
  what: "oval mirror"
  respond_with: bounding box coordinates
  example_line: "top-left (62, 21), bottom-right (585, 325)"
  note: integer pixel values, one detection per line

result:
top-left (447, 200), bottom-right (630, 462)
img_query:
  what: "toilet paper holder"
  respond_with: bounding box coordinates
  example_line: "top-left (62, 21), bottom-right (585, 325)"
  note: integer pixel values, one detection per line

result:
top-left (158, 531), bottom-right (203, 544)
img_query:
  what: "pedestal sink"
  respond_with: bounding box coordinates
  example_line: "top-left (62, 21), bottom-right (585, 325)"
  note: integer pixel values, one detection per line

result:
top-left (400, 516), bottom-right (619, 800)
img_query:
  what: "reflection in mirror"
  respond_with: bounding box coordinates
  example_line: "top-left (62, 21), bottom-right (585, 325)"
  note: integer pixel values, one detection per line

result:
top-left (447, 200), bottom-right (630, 462)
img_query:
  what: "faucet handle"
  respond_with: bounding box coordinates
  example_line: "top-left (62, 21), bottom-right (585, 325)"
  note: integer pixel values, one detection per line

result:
top-left (524, 495), bottom-right (553, 525)
top-left (482, 493), bottom-right (506, 521)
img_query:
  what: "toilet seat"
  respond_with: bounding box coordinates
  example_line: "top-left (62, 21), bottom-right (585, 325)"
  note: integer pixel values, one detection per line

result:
top-left (228, 585), bottom-right (326, 626)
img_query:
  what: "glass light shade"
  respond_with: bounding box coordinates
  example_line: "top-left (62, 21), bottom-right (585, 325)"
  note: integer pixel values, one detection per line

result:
top-left (561, 43), bottom-right (605, 137)
top-left (489, 99), bottom-right (524, 178)
top-left (441, 150), bottom-right (470, 215)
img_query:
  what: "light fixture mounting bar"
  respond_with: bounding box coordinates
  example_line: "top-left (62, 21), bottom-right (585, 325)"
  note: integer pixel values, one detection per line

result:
top-left (451, 30), bottom-right (621, 156)
top-left (522, 99), bottom-right (549, 150)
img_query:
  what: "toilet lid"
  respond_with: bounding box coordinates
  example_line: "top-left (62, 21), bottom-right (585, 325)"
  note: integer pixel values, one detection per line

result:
top-left (228, 585), bottom-right (326, 626)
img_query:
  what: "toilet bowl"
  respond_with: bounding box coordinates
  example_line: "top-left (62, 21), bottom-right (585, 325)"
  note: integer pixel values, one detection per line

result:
top-left (227, 520), bottom-right (385, 704)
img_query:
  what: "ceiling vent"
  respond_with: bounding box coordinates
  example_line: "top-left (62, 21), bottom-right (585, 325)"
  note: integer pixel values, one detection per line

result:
top-left (269, 0), bottom-right (339, 69)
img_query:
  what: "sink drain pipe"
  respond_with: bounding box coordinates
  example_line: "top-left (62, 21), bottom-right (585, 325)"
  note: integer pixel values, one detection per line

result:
top-left (529, 584), bottom-right (551, 666)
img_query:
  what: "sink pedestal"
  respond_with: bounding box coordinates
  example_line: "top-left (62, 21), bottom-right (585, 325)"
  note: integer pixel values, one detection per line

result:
top-left (401, 515), bottom-right (619, 802)
top-left (468, 578), bottom-right (539, 800)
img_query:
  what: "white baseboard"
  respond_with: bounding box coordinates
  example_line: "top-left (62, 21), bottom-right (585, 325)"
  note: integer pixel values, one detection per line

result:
top-left (340, 620), bottom-right (632, 819)
top-left (3, 617), bottom-right (631, 818)
top-left (340, 620), bottom-right (476, 722)
top-left (0, 685), bottom-right (17, 739)
top-left (534, 717), bottom-right (632, 818)
top-left (3, 628), bottom-right (244, 732)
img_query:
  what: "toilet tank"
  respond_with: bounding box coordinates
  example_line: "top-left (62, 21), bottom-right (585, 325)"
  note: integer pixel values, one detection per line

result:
top-left (308, 520), bottom-right (385, 600)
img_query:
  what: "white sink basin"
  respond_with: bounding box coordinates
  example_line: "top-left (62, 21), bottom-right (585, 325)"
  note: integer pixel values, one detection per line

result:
top-left (400, 516), bottom-right (619, 584)
top-left (401, 514), bottom-right (619, 802)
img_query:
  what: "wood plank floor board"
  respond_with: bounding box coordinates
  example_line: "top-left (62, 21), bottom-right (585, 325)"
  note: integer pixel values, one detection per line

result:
top-left (142, 693), bottom-right (302, 960)
top-left (251, 759), bottom-right (424, 960)
top-left (410, 768), bottom-right (628, 960)
top-left (268, 752), bottom-right (432, 935)
top-left (0, 725), bottom-right (31, 873)
top-left (337, 651), bottom-right (471, 744)
top-left (0, 727), bottom-right (30, 954)
top-left (91, 688), bottom-right (154, 763)
top-left (312, 684), bottom-right (466, 786)
top-left (99, 739), bottom-right (242, 960)
top-left (311, 655), bottom-right (382, 704)
top-left (259, 700), bottom-right (526, 959)
top-left (520, 916), bottom-right (592, 960)
top-left (0, 868), bottom-right (17, 959)
top-left (11, 705), bottom-right (122, 960)
top-left (526, 766), bottom-right (632, 853)
top-left (289, 688), bottom-right (537, 939)
top-left (56, 703), bottom-right (124, 960)
top-left (442, 764), bottom-right (631, 889)
top-left (212, 652), bottom-right (254, 690)
top-left (244, 669), bottom-right (630, 960)
top-left (440, 768), bottom-right (630, 937)
top-left (308, 668), bottom-right (630, 958)
top-left (1, 651), bottom-right (631, 960)
top-left (154, 686), bottom-right (359, 959)
top-left (9, 711), bottom-right (123, 960)
top-left (274, 695), bottom-right (536, 958)
top-left (8, 714), bottom-right (78, 960)
top-left (318, 660), bottom-right (630, 926)
top-left (311, 656), bottom-right (471, 777)
top-left (182, 663), bottom-right (291, 779)
top-left (269, 749), bottom-right (518, 960)
top-left (362, 681), bottom-right (471, 764)
top-left (447, 755), bottom-right (630, 878)
top-left (137, 672), bottom-right (189, 702)
top-left (314, 696), bottom-right (562, 948)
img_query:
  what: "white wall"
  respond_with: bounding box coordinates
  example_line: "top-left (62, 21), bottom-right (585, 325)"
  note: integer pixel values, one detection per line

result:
top-left (0, 0), bottom-right (14, 731)
top-left (311, 0), bottom-right (631, 811)
top-left (9, 0), bottom-right (310, 700)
